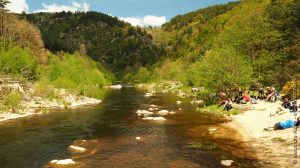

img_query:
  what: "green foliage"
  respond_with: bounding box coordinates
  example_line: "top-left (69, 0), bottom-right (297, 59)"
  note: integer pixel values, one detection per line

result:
top-left (33, 82), bottom-right (57, 100)
top-left (4, 91), bottom-right (22, 113)
top-left (25, 12), bottom-right (162, 73)
top-left (132, 67), bottom-right (153, 83)
top-left (37, 53), bottom-right (111, 99)
top-left (191, 48), bottom-right (253, 92)
top-left (0, 46), bottom-right (38, 79)
top-left (196, 105), bottom-right (241, 116)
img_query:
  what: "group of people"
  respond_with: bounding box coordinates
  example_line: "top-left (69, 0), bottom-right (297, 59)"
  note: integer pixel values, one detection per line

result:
top-left (258, 87), bottom-right (279, 102)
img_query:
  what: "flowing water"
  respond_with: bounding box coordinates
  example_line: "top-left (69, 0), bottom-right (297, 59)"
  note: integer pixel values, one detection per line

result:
top-left (0, 87), bottom-right (259, 168)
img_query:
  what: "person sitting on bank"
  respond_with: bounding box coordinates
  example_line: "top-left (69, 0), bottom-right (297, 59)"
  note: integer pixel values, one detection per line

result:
top-left (258, 87), bottom-right (265, 100)
top-left (290, 101), bottom-right (298, 112)
top-left (266, 87), bottom-right (276, 102)
top-left (270, 98), bottom-right (291, 116)
top-left (223, 98), bottom-right (233, 111)
top-left (241, 92), bottom-right (251, 104)
top-left (273, 117), bottom-right (300, 130)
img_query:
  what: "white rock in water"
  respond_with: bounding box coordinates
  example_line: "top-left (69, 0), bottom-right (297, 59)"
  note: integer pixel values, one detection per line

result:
top-left (110, 85), bottom-right (122, 89)
top-left (144, 93), bottom-right (153, 97)
top-left (153, 117), bottom-right (167, 121)
top-left (208, 128), bottom-right (218, 132)
top-left (150, 104), bottom-right (158, 108)
top-left (143, 117), bottom-right (154, 120)
top-left (176, 101), bottom-right (182, 105)
top-left (158, 110), bottom-right (169, 116)
top-left (221, 160), bottom-right (234, 166)
top-left (136, 136), bottom-right (141, 140)
top-left (169, 111), bottom-right (176, 115)
top-left (50, 159), bottom-right (75, 165)
top-left (136, 110), bottom-right (153, 115)
top-left (69, 145), bottom-right (86, 152)
top-left (148, 108), bottom-right (155, 111)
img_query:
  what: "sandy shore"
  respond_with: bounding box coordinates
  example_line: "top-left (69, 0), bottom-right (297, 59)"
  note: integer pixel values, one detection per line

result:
top-left (227, 100), bottom-right (300, 167)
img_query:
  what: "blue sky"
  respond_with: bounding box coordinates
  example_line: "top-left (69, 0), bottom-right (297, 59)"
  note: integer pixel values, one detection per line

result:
top-left (7, 0), bottom-right (236, 26)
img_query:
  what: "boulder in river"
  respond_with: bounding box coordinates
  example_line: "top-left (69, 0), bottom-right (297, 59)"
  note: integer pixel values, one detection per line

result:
top-left (153, 117), bottom-right (167, 121)
top-left (69, 145), bottom-right (86, 152)
top-left (221, 160), bottom-right (234, 166)
top-left (169, 111), bottom-right (176, 115)
top-left (158, 110), bottom-right (169, 116)
top-left (50, 159), bottom-right (75, 165)
top-left (144, 93), bottom-right (154, 97)
top-left (110, 85), bottom-right (122, 89)
top-left (142, 117), bottom-right (154, 120)
top-left (136, 110), bottom-right (153, 115)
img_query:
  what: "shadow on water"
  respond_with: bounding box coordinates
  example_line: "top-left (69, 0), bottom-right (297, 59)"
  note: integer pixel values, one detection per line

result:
top-left (0, 87), bottom-right (260, 168)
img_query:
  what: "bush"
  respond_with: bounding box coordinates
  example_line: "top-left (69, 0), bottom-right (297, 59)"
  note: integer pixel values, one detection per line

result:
top-left (282, 80), bottom-right (300, 99)
top-left (4, 91), bottom-right (22, 113)
top-left (34, 82), bottom-right (57, 100)
top-left (0, 46), bottom-right (38, 79)
top-left (37, 53), bottom-right (111, 99)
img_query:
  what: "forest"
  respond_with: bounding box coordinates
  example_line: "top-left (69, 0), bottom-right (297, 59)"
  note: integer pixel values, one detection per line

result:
top-left (1, 0), bottom-right (300, 102)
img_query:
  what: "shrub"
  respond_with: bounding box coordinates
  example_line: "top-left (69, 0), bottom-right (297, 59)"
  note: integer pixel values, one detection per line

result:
top-left (34, 82), bottom-right (57, 100)
top-left (4, 91), bottom-right (22, 113)
top-left (282, 80), bottom-right (300, 99)
top-left (0, 46), bottom-right (38, 79)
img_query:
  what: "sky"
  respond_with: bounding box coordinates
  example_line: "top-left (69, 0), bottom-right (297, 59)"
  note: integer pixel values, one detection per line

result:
top-left (6, 0), bottom-right (236, 27)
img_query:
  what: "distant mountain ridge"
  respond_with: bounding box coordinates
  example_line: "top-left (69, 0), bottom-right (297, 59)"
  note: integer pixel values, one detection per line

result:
top-left (24, 11), bottom-right (163, 73)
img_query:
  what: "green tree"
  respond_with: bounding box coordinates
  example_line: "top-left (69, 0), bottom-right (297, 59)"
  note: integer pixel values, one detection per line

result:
top-left (192, 47), bottom-right (253, 92)
top-left (0, 0), bottom-right (9, 11)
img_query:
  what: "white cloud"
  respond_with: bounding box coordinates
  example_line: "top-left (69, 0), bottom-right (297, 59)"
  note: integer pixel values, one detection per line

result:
top-left (6, 0), bottom-right (29, 13)
top-left (120, 15), bottom-right (167, 27)
top-left (34, 1), bottom-right (90, 13)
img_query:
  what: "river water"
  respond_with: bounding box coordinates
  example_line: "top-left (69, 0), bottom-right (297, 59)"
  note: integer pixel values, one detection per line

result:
top-left (0, 87), bottom-right (259, 168)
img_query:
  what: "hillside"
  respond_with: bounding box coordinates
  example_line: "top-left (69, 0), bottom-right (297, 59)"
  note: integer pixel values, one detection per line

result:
top-left (24, 12), bottom-right (163, 73)
top-left (144, 0), bottom-right (300, 93)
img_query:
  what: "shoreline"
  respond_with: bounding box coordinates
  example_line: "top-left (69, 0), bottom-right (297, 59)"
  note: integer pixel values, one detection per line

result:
top-left (0, 97), bottom-right (102, 123)
top-left (226, 101), bottom-right (300, 167)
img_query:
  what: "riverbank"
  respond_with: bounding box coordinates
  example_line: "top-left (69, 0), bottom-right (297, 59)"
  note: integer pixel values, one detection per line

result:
top-left (227, 100), bottom-right (300, 167)
top-left (0, 88), bottom-right (102, 123)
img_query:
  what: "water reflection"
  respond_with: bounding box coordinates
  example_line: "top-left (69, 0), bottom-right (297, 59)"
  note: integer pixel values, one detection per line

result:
top-left (0, 87), bottom-right (258, 168)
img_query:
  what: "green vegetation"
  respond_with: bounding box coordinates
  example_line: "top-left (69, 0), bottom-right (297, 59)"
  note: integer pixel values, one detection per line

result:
top-left (4, 91), bottom-right (22, 113)
top-left (196, 105), bottom-right (245, 116)
top-left (37, 53), bottom-right (111, 98)
top-left (24, 12), bottom-right (163, 73)
top-left (0, 46), bottom-right (38, 79)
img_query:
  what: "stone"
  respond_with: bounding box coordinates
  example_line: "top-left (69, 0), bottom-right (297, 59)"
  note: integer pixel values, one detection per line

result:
top-left (221, 160), bottom-right (234, 166)
top-left (158, 110), bottom-right (169, 116)
top-left (69, 145), bottom-right (86, 152)
top-left (110, 85), bottom-right (122, 89)
top-left (50, 159), bottom-right (75, 165)
top-left (153, 117), bottom-right (166, 121)
top-left (136, 110), bottom-right (153, 115)
top-left (176, 101), bottom-right (182, 105)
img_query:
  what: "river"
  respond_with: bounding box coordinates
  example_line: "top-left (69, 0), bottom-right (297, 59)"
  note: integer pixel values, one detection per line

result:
top-left (0, 87), bottom-right (259, 168)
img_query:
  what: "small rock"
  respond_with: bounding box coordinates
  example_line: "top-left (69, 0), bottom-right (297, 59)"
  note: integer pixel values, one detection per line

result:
top-left (169, 111), bottom-right (176, 115)
top-left (176, 101), bottom-right (182, 105)
top-left (221, 160), bottom-right (234, 166)
top-left (50, 159), bottom-right (75, 165)
top-left (142, 117), bottom-right (154, 120)
top-left (136, 137), bottom-right (141, 140)
top-left (153, 117), bottom-right (166, 121)
top-left (136, 110), bottom-right (153, 115)
top-left (158, 110), bottom-right (169, 116)
top-left (110, 85), bottom-right (122, 89)
top-left (144, 93), bottom-right (153, 97)
top-left (69, 145), bottom-right (86, 152)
